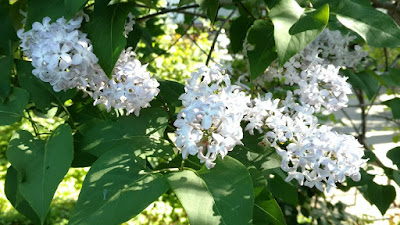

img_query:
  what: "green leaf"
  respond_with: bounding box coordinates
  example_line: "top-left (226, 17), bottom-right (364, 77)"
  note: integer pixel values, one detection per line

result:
top-left (6, 124), bottom-right (74, 224)
top-left (126, 23), bottom-right (143, 50)
top-left (77, 107), bottom-right (173, 158)
top-left (342, 69), bottom-right (379, 100)
top-left (4, 166), bottom-right (41, 225)
top-left (246, 20), bottom-right (277, 80)
top-left (229, 16), bottom-right (254, 53)
top-left (69, 147), bottom-right (169, 225)
top-left (0, 56), bottom-right (13, 102)
top-left (84, 2), bottom-right (133, 77)
top-left (64, 0), bottom-right (89, 19)
top-left (383, 98), bottom-right (400, 119)
top-left (380, 68), bottom-right (400, 87)
top-left (25, 0), bottom-right (64, 30)
top-left (16, 60), bottom-right (76, 111)
top-left (72, 133), bottom-right (98, 167)
top-left (231, 132), bottom-right (298, 206)
top-left (166, 156), bottom-right (254, 225)
top-left (267, 173), bottom-right (298, 206)
top-left (247, 164), bottom-right (286, 225)
top-left (366, 182), bottom-right (396, 215)
top-left (158, 80), bottom-right (185, 107)
top-left (179, 0), bottom-right (195, 7)
top-left (289, 4), bottom-right (329, 35)
top-left (269, 1), bottom-right (329, 66)
top-left (195, 0), bottom-right (219, 23)
top-left (334, 0), bottom-right (400, 48)
top-left (0, 87), bottom-right (29, 125)
top-left (9, 0), bottom-right (28, 31)
top-left (0, 2), bottom-right (18, 55)
top-left (387, 147), bottom-right (400, 168)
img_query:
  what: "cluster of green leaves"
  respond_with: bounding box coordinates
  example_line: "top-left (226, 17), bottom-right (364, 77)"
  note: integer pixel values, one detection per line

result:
top-left (1, 0), bottom-right (400, 224)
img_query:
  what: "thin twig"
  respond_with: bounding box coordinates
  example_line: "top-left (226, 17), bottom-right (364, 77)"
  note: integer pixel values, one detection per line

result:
top-left (135, 4), bottom-right (227, 21)
top-left (384, 48), bottom-right (389, 71)
top-left (27, 111), bottom-right (39, 136)
top-left (144, 19), bottom-right (196, 64)
top-left (364, 85), bottom-right (382, 117)
top-left (237, 1), bottom-right (256, 20)
top-left (206, 9), bottom-right (236, 66)
top-left (355, 89), bottom-right (367, 140)
top-left (372, 114), bottom-right (400, 125)
top-left (390, 53), bottom-right (400, 67)
top-left (340, 108), bottom-right (360, 134)
top-left (186, 35), bottom-right (217, 64)
top-left (136, 4), bottom-right (200, 22)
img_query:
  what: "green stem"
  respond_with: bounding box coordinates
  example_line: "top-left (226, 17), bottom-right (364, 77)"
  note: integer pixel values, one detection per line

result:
top-left (180, 158), bottom-right (185, 171)
top-left (26, 111), bottom-right (40, 136)
top-left (150, 168), bottom-right (181, 174)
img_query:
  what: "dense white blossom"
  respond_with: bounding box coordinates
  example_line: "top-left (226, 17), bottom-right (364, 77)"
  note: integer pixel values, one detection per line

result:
top-left (277, 126), bottom-right (366, 193)
top-left (245, 29), bottom-right (368, 192)
top-left (18, 15), bottom-right (98, 92)
top-left (311, 29), bottom-right (368, 68)
top-left (244, 91), bottom-right (366, 192)
top-left (90, 48), bottom-right (160, 116)
top-left (174, 64), bottom-right (250, 168)
top-left (254, 29), bottom-right (367, 113)
top-left (18, 14), bottom-right (159, 116)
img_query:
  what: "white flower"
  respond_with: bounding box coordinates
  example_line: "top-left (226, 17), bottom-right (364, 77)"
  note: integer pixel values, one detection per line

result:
top-left (174, 64), bottom-right (250, 169)
top-left (124, 12), bottom-right (135, 38)
top-left (279, 126), bottom-right (367, 193)
top-left (254, 28), bottom-right (367, 113)
top-left (18, 14), bottom-right (99, 92)
top-left (91, 48), bottom-right (160, 116)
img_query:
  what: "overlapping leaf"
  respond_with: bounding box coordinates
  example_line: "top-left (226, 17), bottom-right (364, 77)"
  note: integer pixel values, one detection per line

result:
top-left (0, 87), bottom-right (29, 125)
top-left (246, 19), bottom-right (277, 80)
top-left (77, 107), bottom-right (173, 158)
top-left (25, 0), bottom-right (64, 29)
top-left (195, 0), bottom-right (219, 23)
top-left (0, 56), bottom-right (14, 102)
top-left (383, 98), bottom-right (400, 119)
top-left (69, 146), bottom-right (169, 225)
top-left (64, 0), bottom-right (89, 19)
top-left (231, 133), bottom-right (299, 206)
top-left (5, 166), bottom-right (41, 225)
top-left (16, 60), bottom-right (76, 111)
top-left (166, 156), bottom-right (254, 225)
top-left (6, 124), bottom-right (73, 224)
top-left (84, 1), bottom-right (133, 77)
top-left (229, 16), bottom-right (254, 54)
top-left (334, 0), bottom-right (400, 48)
top-left (269, 1), bottom-right (329, 66)
top-left (0, 2), bottom-right (18, 55)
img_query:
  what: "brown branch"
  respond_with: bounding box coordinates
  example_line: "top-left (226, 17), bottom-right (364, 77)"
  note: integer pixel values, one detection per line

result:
top-left (206, 9), bottom-right (236, 66)
top-left (136, 4), bottom-right (200, 22)
top-left (371, 0), bottom-right (400, 25)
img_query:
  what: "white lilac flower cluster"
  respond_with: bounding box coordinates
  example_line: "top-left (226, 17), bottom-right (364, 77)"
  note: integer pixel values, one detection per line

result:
top-left (175, 64), bottom-right (366, 192)
top-left (174, 64), bottom-right (250, 168)
top-left (18, 15), bottom-right (159, 116)
top-left (17, 15), bottom-right (98, 92)
top-left (90, 48), bottom-right (160, 116)
top-left (244, 91), bottom-right (366, 192)
top-left (254, 29), bottom-right (367, 113)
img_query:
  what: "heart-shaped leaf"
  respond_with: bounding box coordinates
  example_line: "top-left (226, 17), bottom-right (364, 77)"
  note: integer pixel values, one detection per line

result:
top-left (69, 146), bottom-right (169, 225)
top-left (6, 124), bottom-right (73, 224)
